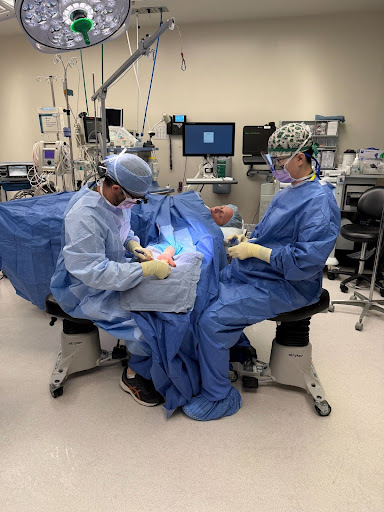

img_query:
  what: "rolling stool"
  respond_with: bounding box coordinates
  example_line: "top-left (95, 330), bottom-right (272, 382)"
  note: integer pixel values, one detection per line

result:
top-left (329, 188), bottom-right (384, 330)
top-left (45, 294), bottom-right (128, 397)
top-left (230, 289), bottom-right (331, 416)
top-left (328, 187), bottom-right (384, 297)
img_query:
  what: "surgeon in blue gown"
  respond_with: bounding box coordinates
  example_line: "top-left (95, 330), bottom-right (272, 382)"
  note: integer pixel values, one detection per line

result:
top-left (51, 152), bottom-right (171, 407)
top-left (183, 123), bottom-right (341, 421)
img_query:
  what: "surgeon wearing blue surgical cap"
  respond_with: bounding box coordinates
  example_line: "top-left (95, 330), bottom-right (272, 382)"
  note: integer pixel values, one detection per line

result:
top-left (51, 152), bottom-right (169, 407)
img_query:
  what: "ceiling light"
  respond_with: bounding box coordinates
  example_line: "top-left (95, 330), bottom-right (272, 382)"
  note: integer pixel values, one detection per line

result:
top-left (15, 0), bottom-right (132, 52)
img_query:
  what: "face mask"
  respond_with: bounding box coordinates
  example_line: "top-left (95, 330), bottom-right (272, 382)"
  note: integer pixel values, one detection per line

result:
top-left (264, 134), bottom-right (315, 184)
top-left (117, 198), bottom-right (138, 210)
top-left (99, 182), bottom-right (117, 208)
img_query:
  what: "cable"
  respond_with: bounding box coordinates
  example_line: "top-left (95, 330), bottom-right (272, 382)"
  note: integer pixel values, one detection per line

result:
top-left (175, 24), bottom-right (186, 71)
top-left (182, 157), bottom-right (188, 185)
top-left (126, 26), bottom-right (150, 136)
top-left (252, 204), bottom-right (260, 224)
top-left (141, 12), bottom-right (162, 137)
top-left (101, 44), bottom-right (104, 85)
top-left (80, 49), bottom-right (89, 115)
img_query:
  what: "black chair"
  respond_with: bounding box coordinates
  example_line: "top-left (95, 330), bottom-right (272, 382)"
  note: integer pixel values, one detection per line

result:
top-left (230, 289), bottom-right (332, 416)
top-left (329, 187), bottom-right (384, 330)
top-left (328, 187), bottom-right (384, 296)
top-left (46, 294), bottom-right (128, 397)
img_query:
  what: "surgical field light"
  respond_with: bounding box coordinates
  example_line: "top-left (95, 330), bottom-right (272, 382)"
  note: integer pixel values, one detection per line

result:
top-left (15, 0), bottom-right (132, 53)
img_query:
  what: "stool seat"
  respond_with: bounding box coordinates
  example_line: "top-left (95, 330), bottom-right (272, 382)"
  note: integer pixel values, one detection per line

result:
top-left (269, 289), bottom-right (330, 323)
top-left (340, 224), bottom-right (379, 242)
top-left (45, 294), bottom-right (94, 326)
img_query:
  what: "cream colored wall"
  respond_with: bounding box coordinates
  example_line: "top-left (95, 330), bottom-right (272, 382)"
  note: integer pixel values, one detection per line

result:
top-left (1, 11), bottom-right (383, 221)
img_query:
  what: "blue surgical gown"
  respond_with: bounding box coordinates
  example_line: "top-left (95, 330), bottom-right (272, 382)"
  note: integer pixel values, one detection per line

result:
top-left (197, 178), bottom-right (341, 402)
top-left (50, 184), bottom-right (150, 356)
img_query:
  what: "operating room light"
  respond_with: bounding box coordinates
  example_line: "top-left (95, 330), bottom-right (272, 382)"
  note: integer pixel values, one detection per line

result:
top-left (15, 0), bottom-right (131, 52)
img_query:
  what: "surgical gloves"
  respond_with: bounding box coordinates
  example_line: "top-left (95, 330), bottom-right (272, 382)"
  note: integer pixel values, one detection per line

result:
top-left (127, 240), bottom-right (153, 261)
top-left (227, 233), bottom-right (247, 244)
top-left (228, 242), bottom-right (272, 263)
top-left (141, 260), bottom-right (171, 279)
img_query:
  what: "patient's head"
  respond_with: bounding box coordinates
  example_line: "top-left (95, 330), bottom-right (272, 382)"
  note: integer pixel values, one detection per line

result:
top-left (210, 204), bottom-right (242, 228)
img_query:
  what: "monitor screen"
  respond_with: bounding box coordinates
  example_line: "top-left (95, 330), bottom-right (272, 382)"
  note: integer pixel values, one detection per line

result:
top-left (44, 150), bottom-right (55, 159)
top-left (83, 117), bottom-right (110, 143)
top-left (8, 165), bottom-right (28, 177)
top-left (242, 125), bottom-right (276, 156)
top-left (106, 108), bottom-right (123, 127)
top-left (183, 123), bottom-right (235, 157)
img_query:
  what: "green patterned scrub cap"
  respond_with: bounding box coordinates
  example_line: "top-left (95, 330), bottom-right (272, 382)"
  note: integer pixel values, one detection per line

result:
top-left (268, 123), bottom-right (314, 157)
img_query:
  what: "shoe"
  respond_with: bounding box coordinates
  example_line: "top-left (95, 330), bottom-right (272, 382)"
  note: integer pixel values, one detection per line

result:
top-left (120, 369), bottom-right (165, 407)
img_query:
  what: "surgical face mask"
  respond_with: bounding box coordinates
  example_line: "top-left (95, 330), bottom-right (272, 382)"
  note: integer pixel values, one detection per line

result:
top-left (99, 182), bottom-right (117, 208)
top-left (263, 135), bottom-right (315, 183)
top-left (117, 197), bottom-right (138, 210)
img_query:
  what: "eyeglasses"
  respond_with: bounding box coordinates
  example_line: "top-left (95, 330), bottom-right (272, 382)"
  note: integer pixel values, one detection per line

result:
top-left (111, 179), bottom-right (148, 204)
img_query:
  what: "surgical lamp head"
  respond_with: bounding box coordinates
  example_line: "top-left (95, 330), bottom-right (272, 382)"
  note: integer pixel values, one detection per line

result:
top-left (15, 0), bottom-right (132, 53)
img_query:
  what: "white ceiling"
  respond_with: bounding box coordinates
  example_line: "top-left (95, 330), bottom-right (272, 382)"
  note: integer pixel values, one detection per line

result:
top-left (1, 0), bottom-right (383, 36)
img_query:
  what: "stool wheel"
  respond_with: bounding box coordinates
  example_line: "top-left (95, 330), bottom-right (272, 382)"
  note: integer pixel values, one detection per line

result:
top-left (355, 322), bottom-right (363, 331)
top-left (328, 304), bottom-right (335, 312)
top-left (380, 289), bottom-right (384, 298)
top-left (350, 295), bottom-right (357, 300)
top-left (315, 401), bottom-right (331, 417)
top-left (340, 284), bottom-right (348, 293)
top-left (327, 272), bottom-right (335, 281)
top-left (229, 370), bottom-right (238, 383)
top-left (51, 387), bottom-right (63, 398)
top-left (242, 375), bottom-right (259, 389)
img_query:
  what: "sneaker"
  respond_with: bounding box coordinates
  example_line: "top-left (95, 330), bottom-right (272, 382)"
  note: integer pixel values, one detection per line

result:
top-left (120, 369), bottom-right (165, 407)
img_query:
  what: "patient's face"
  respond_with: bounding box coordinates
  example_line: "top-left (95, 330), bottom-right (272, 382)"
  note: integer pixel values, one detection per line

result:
top-left (210, 206), bottom-right (233, 226)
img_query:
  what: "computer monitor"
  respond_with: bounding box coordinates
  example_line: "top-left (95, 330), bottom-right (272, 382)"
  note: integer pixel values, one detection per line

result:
top-left (106, 108), bottom-right (123, 127)
top-left (242, 124), bottom-right (276, 156)
top-left (183, 123), bottom-right (235, 157)
top-left (83, 116), bottom-right (110, 144)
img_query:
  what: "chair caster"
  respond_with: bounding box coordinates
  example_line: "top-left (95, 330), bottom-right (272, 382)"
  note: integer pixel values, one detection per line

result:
top-left (315, 400), bottom-right (331, 417)
top-left (355, 322), bottom-right (363, 331)
top-left (350, 295), bottom-right (357, 300)
top-left (328, 304), bottom-right (335, 312)
top-left (229, 370), bottom-right (238, 382)
top-left (242, 375), bottom-right (258, 389)
top-left (51, 386), bottom-right (64, 398)
top-left (327, 272), bottom-right (336, 281)
top-left (380, 289), bottom-right (384, 298)
top-left (340, 284), bottom-right (348, 293)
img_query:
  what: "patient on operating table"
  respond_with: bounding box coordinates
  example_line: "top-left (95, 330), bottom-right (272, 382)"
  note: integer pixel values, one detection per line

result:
top-left (209, 204), bottom-right (242, 229)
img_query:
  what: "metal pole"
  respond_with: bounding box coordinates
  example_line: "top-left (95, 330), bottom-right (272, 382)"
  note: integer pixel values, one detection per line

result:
top-left (48, 75), bottom-right (61, 142)
top-left (100, 94), bottom-right (107, 159)
top-left (368, 204), bottom-right (384, 301)
top-left (91, 19), bottom-right (174, 101)
top-left (63, 73), bottom-right (75, 190)
top-left (49, 76), bottom-right (56, 107)
top-left (92, 73), bottom-right (99, 162)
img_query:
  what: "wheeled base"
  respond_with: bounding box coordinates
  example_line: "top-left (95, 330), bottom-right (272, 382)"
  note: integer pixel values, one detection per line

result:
top-left (230, 340), bottom-right (331, 417)
top-left (329, 291), bottom-right (384, 331)
top-left (50, 323), bottom-right (128, 398)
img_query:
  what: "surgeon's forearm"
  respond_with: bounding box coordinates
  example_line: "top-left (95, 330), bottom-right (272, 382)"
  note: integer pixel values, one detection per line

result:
top-left (65, 251), bottom-right (144, 291)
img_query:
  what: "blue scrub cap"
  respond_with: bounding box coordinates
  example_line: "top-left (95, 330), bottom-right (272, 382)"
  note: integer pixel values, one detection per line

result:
top-left (222, 204), bottom-right (243, 228)
top-left (105, 153), bottom-right (152, 196)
